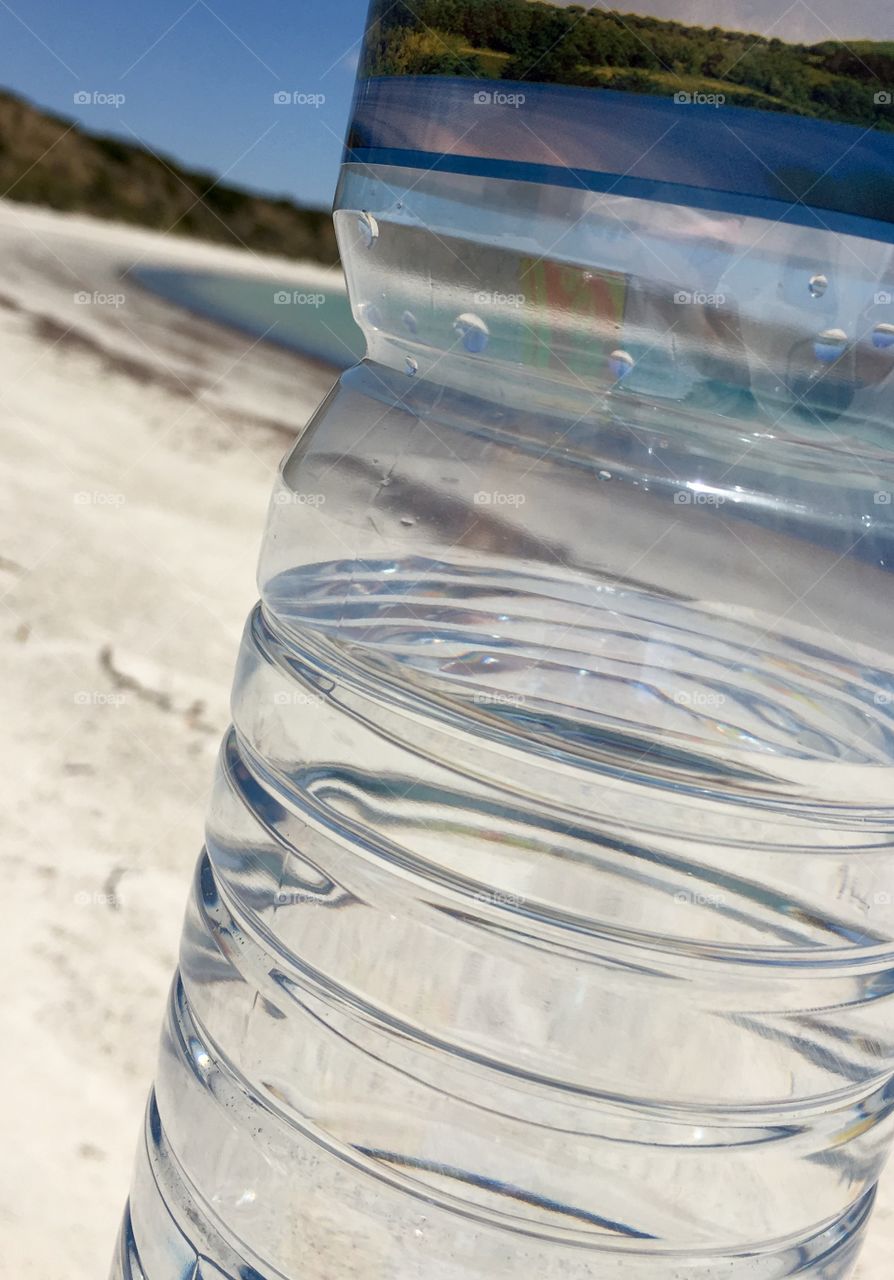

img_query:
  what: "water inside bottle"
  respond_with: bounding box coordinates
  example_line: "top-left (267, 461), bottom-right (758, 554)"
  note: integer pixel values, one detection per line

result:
top-left (134, 173), bottom-right (894, 1276)
top-left (113, 73), bottom-right (894, 1280)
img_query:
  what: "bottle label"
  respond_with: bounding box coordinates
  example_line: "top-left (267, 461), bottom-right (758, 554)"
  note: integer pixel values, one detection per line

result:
top-left (349, 1), bottom-right (894, 239)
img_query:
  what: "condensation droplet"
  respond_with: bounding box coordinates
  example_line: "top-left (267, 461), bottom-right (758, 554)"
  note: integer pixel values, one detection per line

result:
top-left (400, 516), bottom-right (415, 527)
top-left (608, 349), bottom-right (635, 380)
top-left (813, 328), bottom-right (847, 363)
top-left (401, 309), bottom-right (419, 335)
top-left (808, 274), bottom-right (829, 299)
top-left (404, 356), bottom-right (418, 377)
top-left (873, 323), bottom-right (894, 350)
top-left (357, 212), bottom-right (379, 250)
top-left (453, 312), bottom-right (489, 354)
top-left (598, 469), bottom-right (612, 481)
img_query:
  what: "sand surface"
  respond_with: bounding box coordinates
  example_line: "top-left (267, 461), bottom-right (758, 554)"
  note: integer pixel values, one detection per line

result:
top-left (0, 201), bottom-right (337, 1278)
top-left (0, 201), bottom-right (891, 1278)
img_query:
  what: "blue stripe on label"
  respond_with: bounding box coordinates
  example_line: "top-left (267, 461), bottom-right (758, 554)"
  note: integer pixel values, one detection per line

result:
top-left (347, 77), bottom-right (894, 243)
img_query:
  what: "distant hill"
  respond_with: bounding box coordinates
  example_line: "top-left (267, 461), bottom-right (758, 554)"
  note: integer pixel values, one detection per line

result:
top-left (551, 2), bottom-right (894, 45)
top-left (0, 89), bottom-right (339, 264)
top-left (365, 0), bottom-right (894, 132)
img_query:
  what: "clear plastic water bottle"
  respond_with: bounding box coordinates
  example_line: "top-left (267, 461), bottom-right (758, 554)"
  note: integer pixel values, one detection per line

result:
top-left (113, 4), bottom-right (894, 1277)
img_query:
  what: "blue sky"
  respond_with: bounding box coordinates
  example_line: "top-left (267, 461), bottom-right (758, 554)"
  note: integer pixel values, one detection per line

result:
top-left (0, 0), bottom-right (371, 208)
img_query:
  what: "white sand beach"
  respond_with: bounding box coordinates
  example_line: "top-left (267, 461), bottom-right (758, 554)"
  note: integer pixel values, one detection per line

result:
top-left (0, 201), bottom-right (338, 1278)
top-left (0, 201), bottom-right (891, 1278)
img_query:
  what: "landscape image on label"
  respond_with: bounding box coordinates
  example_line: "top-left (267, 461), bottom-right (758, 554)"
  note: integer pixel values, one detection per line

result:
top-left (361, 0), bottom-right (894, 132)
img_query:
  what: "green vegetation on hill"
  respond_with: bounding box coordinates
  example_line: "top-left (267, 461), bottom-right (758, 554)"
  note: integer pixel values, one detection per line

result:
top-left (363, 0), bottom-right (894, 131)
top-left (816, 41), bottom-right (894, 58)
top-left (0, 89), bottom-right (339, 263)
